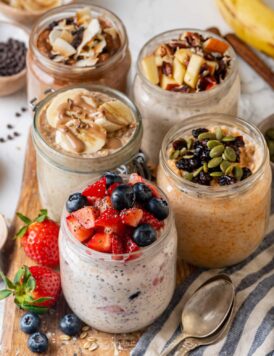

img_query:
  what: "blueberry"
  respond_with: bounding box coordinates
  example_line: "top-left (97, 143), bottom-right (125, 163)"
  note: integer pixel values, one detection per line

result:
top-left (132, 224), bottom-right (157, 247)
top-left (133, 183), bottom-right (152, 203)
top-left (146, 198), bottom-right (169, 221)
top-left (195, 171), bottom-right (212, 186)
top-left (104, 172), bottom-right (123, 188)
top-left (27, 332), bottom-right (48, 353)
top-left (192, 128), bottom-right (208, 138)
top-left (20, 312), bottom-right (41, 334)
top-left (111, 184), bottom-right (135, 211)
top-left (66, 193), bottom-right (88, 213)
top-left (219, 175), bottom-right (236, 186)
top-left (59, 314), bottom-right (82, 336)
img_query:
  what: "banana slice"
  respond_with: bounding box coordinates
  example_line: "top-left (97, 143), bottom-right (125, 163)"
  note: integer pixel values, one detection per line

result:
top-left (94, 113), bottom-right (123, 132)
top-left (46, 88), bottom-right (91, 128)
top-left (56, 120), bottom-right (107, 154)
top-left (99, 100), bottom-right (134, 126)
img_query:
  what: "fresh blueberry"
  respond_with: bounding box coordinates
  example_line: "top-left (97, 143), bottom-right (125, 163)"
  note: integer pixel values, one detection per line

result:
top-left (66, 193), bottom-right (88, 213)
top-left (132, 224), bottom-right (157, 247)
top-left (146, 198), bottom-right (169, 221)
top-left (104, 172), bottom-right (123, 188)
top-left (219, 175), bottom-right (236, 186)
top-left (133, 183), bottom-right (152, 203)
top-left (192, 128), bottom-right (208, 138)
top-left (59, 314), bottom-right (82, 336)
top-left (111, 184), bottom-right (135, 210)
top-left (27, 332), bottom-right (48, 353)
top-left (20, 312), bottom-right (41, 334)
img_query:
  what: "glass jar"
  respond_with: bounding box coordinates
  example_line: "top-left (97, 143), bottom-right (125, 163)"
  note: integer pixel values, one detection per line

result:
top-left (157, 113), bottom-right (271, 268)
top-left (133, 29), bottom-right (240, 164)
top-left (59, 176), bottom-right (177, 333)
top-left (27, 2), bottom-right (131, 102)
top-left (32, 85), bottom-right (143, 221)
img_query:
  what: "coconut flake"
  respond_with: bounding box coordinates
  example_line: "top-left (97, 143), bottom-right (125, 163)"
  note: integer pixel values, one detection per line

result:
top-left (77, 18), bottom-right (101, 55)
top-left (52, 38), bottom-right (76, 57)
top-left (74, 58), bottom-right (98, 67)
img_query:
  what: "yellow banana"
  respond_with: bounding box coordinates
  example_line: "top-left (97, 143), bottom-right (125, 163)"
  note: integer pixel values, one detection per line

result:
top-left (216, 0), bottom-right (274, 58)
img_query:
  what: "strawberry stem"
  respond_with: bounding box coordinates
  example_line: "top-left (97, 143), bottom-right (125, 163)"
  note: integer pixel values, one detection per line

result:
top-left (16, 209), bottom-right (48, 238)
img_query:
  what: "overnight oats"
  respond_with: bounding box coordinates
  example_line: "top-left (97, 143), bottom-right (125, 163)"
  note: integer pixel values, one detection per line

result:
top-left (59, 173), bottom-right (177, 333)
top-left (157, 113), bottom-right (271, 268)
top-left (133, 30), bottom-right (240, 163)
top-left (32, 85), bottom-right (142, 221)
top-left (27, 3), bottom-right (131, 101)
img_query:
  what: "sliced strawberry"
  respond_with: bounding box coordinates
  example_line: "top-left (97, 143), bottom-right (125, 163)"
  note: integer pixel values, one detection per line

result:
top-left (82, 177), bottom-right (107, 199)
top-left (95, 208), bottom-right (124, 234)
top-left (93, 196), bottom-right (112, 213)
top-left (66, 215), bottom-right (93, 242)
top-left (120, 208), bottom-right (143, 227)
top-left (124, 236), bottom-right (141, 261)
top-left (107, 182), bottom-right (121, 196)
top-left (72, 206), bottom-right (99, 229)
top-left (111, 234), bottom-right (125, 260)
top-left (141, 211), bottom-right (164, 231)
top-left (86, 231), bottom-right (112, 253)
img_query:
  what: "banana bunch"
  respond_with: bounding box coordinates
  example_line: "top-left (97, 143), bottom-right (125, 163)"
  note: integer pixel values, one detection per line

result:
top-left (216, 0), bottom-right (274, 57)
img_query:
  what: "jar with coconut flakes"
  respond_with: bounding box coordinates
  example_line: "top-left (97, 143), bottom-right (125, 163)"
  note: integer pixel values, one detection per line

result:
top-left (27, 2), bottom-right (131, 101)
top-left (31, 85), bottom-right (143, 221)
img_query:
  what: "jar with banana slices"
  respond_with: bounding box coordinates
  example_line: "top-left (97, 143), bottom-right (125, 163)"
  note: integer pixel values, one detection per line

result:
top-left (32, 85), bottom-right (142, 221)
top-left (27, 3), bottom-right (131, 101)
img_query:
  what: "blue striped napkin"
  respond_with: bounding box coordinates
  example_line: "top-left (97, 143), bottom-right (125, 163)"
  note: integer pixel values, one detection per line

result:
top-left (131, 185), bottom-right (274, 356)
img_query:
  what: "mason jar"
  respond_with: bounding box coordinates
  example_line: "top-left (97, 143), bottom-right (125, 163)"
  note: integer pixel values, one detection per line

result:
top-left (157, 113), bottom-right (271, 268)
top-left (32, 85), bottom-right (143, 221)
top-left (59, 176), bottom-right (177, 333)
top-left (27, 2), bottom-right (131, 102)
top-left (133, 29), bottom-right (240, 164)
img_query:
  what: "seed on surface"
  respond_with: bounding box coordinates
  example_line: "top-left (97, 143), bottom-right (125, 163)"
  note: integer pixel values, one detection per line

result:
top-left (60, 335), bottom-right (71, 341)
top-left (224, 146), bottom-right (236, 162)
top-left (222, 136), bottom-right (235, 142)
top-left (208, 157), bottom-right (222, 168)
top-left (83, 341), bottom-right (91, 349)
top-left (215, 127), bottom-right (223, 141)
top-left (87, 337), bottom-right (97, 342)
top-left (186, 137), bottom-right (194, 150)
top-left (234, 166), bottom-right (243, 180)
top-left (203, 162), bottom-right (208, 173)
top-left (89, 342), bottom-right (99, 351)
top-left (80, 331), bottom-right (88, 339)
top-left (220, 160), bottom-right (231, 173)
top-left (193, 166), bottom-right (203, 177)
top-left (207, 140), bottom-right (221, 149)
top-left (210, 171), bottom-right (223, 177)
top-left (184, 172), bottom-right (193, 181)
top-left (198, 132), bottom-right (216, 141)
top-left (209, 144), bottom-right (225, 158)
top-left (81, 326), bottom-right (90, 332)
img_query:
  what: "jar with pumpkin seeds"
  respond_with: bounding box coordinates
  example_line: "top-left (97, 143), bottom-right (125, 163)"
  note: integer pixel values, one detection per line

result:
top-left (27, 2), bottom-right (131, 101)
top-left (157, 113), bottom-right (271, 268)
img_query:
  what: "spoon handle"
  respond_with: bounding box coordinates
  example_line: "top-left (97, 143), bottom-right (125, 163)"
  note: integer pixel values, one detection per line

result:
top-left (175, 339), bottom-right (200, 355)
top-left (160, 333), bottom-right (189, 356)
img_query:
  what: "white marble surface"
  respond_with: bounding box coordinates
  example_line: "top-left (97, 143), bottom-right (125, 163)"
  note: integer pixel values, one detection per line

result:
top-left (0, 0), bottom-right (273, 346)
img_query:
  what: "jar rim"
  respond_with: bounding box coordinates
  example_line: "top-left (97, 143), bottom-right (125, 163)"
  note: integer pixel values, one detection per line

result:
top-left (32, 84), bottom-right (143, 166)
top-left (160, 113), bottom-right (269, 197)
top-left (29, 1), bottom-right (128, 73)
top-left (60, 175), bottom-right (174, 263)
top-left (136, 28), bottom-right (238, 99)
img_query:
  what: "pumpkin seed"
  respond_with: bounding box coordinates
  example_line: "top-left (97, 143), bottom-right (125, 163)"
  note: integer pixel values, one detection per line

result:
top-left (208, 157), bottom-right (222, 168)
top-left (224, 146), bottom-right (236, 162)
top-left (222, 136), bottom-right (235, 142)
top-left (220, 160), bottom-right (231, 173)
top-left (207, 140), bottom-right (221, 149)
top-left (265, 128), bottom-right (274, 140)
top-left (210, 171), bottom-right (223, 177)
top-left (234, 166), bottom-right (243, 180)
top-left (193, 166), bottom-right (203, 177)
top-left (225, 164), bottom-right (236, 175)
top-left (183, 154), bottom-right (194, 159)
top-left (180, 147), bottom-right (187, 156)
top-left (186, 138), bottom-right (194, 150)
top-left (215, 127), bottom-right (223, 141)
top-left (169, 149), bottom-right (175, 159)
top-left (209, 144), bottom-right (225, 158)
top-left (173, 150), bottom-right (180, 159)
top-left (203, 162), bottom-right (208, 173)
top-left (184, 172), bottom-right (193, 181)
top-left (198, 132), bottom-right (216, 141)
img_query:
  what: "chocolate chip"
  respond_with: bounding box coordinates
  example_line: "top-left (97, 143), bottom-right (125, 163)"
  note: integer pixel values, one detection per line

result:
top-left (129, 291), bottom-right (141, 300)
top-left (0, 38), bottom-right (27, 77)
top-left (21, 107), bottom-right (27, 112)
top-left (15, 112), bottom-right (21, 117)
top-left (7, 135), bottom-right (13, 140)
top-left (7, 124), bottom-right (13, 129)
top-left (13, 132), bottom-right (20, 137)
top-left (0, 138), bottom-right (5, 143)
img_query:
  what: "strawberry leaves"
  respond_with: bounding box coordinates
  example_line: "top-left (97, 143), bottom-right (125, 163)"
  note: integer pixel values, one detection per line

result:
top-left (16, 209), bottom-right (48, 238)
top-left (0, 265), bottom-right (51, 314)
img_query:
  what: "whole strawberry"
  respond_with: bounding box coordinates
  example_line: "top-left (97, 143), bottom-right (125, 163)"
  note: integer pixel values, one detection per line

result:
top-left (17, 209), bottom-right (59, 267)
top-left (0, 265), bottom-right (61, 313)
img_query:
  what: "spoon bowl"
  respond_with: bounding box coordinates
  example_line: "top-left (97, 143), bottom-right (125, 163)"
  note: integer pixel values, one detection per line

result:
top-left (160, 274), bottom-right (235, 356)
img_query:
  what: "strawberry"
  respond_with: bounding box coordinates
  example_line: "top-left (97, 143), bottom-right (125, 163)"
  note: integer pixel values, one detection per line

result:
top-left (93, 196), bottom-right (112, 213)
top-left (72, 206), bottom-right (99, 229)
top-left (16, 209), bottom-right (59, 268)
top-left (141, 211), bottom-right (164, 231)
top-left (0, 265), bottom-right (61, 313)
top-left (112, 234), bottom-right (125, 254)
top-left (86, 232), bottom-right (112, 253)
top-left (95, 208), bottom-right (124, 234)
top-left (124, 236), bottom-right (140, 261)
top-left (66, 215), bottom-right (93, 242)
top-left (120, 208), bottom-right (143, 227)
top-left (82, 177), bottom-right (107, 199)
top-left (107, 182), bottom-right (121, 196)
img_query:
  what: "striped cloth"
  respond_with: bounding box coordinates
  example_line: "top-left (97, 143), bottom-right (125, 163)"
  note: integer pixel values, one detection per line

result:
top-left (131, 185), bottom-right (274, 356)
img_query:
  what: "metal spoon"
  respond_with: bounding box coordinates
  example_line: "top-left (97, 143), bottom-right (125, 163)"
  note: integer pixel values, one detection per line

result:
top-left (160, 274), bottom-right (235, 356)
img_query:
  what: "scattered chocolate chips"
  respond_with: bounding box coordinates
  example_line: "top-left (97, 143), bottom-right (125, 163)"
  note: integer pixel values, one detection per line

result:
top-left (14, 132), bottom-right (20, 137)
top-left (0, 138), bottom-right (5, 143)
top-left (21, 107), bottom-right (27, 112)
top-left (15, 112), bottom-right (21, 117)
top-left (7, 124), bottom-right (13, 129)
top-left (0, 39), bottom-right (27, 77)
top-left (7, 135), bottom-right (13, 141)
top-left (129, 291), bottom-right (141, 300)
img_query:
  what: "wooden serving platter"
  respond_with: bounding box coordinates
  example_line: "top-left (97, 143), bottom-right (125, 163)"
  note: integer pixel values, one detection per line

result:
top-left (1, 135), bottom-right (193, 355)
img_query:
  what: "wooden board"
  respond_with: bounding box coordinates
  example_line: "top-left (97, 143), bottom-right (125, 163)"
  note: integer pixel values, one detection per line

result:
top-left (1, 134), bottom-right (194, 355)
